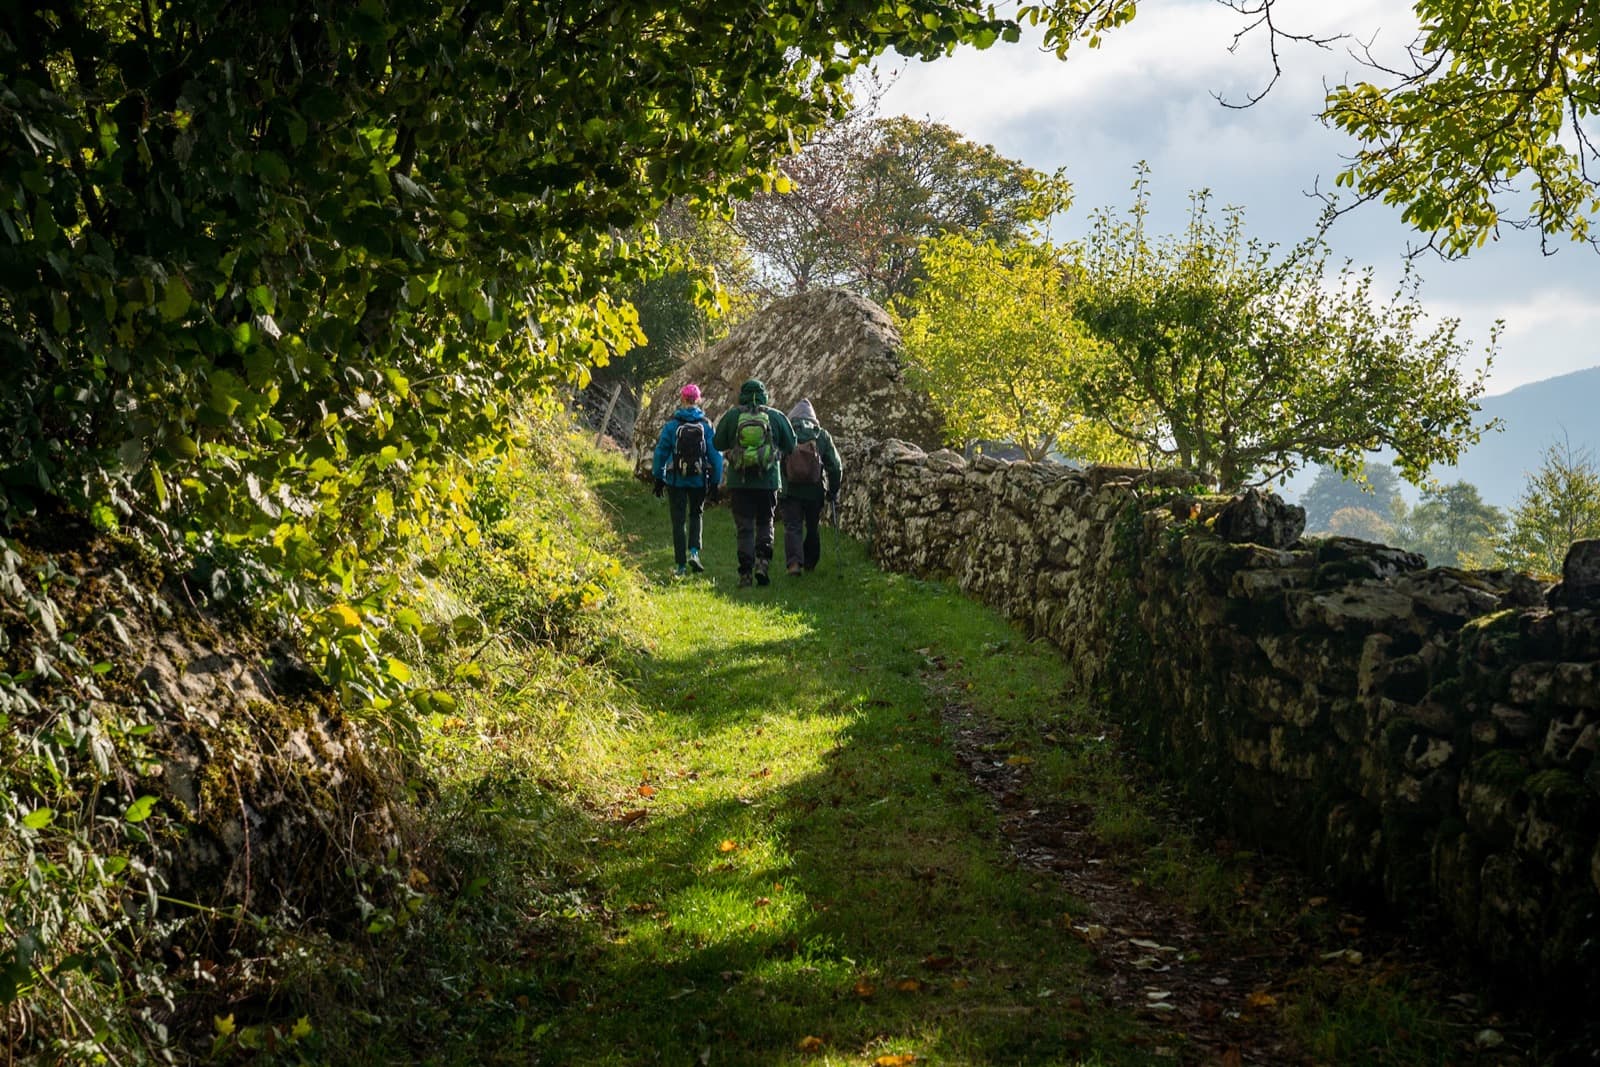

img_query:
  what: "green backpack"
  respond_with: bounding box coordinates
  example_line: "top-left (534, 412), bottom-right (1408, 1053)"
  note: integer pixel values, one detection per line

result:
top-left (729, 405), bottom-right (776, 473)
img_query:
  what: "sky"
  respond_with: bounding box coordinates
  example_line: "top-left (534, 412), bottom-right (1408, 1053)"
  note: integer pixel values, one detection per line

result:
top-left (879, 0), bottom-right (1600, 396)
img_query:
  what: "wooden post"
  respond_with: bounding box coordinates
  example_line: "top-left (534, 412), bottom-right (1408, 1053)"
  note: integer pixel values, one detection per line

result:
top-left (593, 381), bottom-right (624, 447)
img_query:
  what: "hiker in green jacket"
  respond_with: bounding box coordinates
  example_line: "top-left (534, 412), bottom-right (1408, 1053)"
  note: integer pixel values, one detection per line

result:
top-left (713, 378), bottom-right (796, 587)
top-left (778, 398), bottom-right (842, 577)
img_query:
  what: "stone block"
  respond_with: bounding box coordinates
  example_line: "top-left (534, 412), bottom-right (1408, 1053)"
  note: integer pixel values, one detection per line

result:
top-left (1289, 583), bottom-right (1418, 634)
top-left (1213, 488), bottom-right (1306, 548)
top-left (1552, 662), bottom-right (1600, 709)
top-left (1548, 538), bottom-right (1600, 608)
top-left (1543, 713), bottom-right (1596, 770)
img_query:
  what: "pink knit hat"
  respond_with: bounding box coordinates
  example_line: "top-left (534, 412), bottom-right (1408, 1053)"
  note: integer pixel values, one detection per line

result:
top-left (679, 382), bottom-right (701, 403)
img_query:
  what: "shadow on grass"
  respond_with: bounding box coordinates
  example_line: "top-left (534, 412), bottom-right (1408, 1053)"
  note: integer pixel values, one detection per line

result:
top-left (476, 457), bottom-right (1152, 1065)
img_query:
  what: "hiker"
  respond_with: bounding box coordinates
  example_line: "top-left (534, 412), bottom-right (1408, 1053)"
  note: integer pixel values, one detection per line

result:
top-left (778, 398), bottom-right (843, 577)
top-left (713, 378), bottom-right (796, 587)
top-left (652, 382), bottom-right (723, 576)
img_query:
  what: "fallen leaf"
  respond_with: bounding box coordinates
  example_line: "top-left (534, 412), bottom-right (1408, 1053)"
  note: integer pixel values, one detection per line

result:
top-left (1220, 1048), bottom-right (1244, 1067)
top-left (1246, 991), bottom-right (1278, 1009)
top-left (796, 1035), bottom-right (824, 1053)
top-left (1005, 754), bottom-right (1034, 766)
top-left (921, 954), bottom-right (956, 970)
top-left (637, 784), bottom-right (656, 797)
top-left (951, 978), bottom-right (971, 991)
top-left (754, 897), bottom-right (771, 908)
top-left (718, 840), bottom-right (739, 853)
top-left (617, 809), bottom-right (648, 826)
top-left (875, 1056), bottom-right (917, 1066)
top-left (1307, 896), bottom-right (1329, 907)
top-left (750, 767), bottom-right (771, 779)
top-left (896, 978), bottom-right (923, 993)
top-left (853, 980), bottom-right (877, 998)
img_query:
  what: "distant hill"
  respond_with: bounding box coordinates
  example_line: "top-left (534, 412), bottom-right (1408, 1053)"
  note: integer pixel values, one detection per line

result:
top-left (1438, 365), bottom-right (1600, 509)
top-left (1278, 365), bottom-right (1600, 510)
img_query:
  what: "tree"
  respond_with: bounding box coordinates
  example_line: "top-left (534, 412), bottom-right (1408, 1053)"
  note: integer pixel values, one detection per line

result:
top-left (896, 235), bottom-right (1137, 463)
top-left (1020, 0), bottom-right (1600, 256)
top-left (1325, 506), bottom-right (1395, 544)
top-left (1072, 171), bottom-right (1494, 489)
top-left (1324, 0), bottom-right (1600, 256)
top-left (1500, 439), bottom-right (1600, 577)
top-left (735, 111), bottom-right (1069, 305)
top-left (1301, 463), bottom-right (1405, 532)
top-left (1396, 481), bottom-right (1506, 567)
top-left (0, 1), bottom-right (1014, 643)
top-left (585, 204), bottom-right (757, 437)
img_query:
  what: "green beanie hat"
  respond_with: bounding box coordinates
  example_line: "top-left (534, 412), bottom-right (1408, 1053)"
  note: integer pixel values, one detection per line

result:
top-left (739, 378), bottom-right (768, 406)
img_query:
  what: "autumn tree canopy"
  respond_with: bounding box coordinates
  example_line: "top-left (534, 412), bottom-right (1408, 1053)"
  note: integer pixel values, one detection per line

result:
top-left (735, 113), bottom-right (1069, 305)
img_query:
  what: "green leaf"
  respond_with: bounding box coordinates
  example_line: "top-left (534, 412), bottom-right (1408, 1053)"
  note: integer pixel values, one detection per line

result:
top-left (22, 808), bottom-right (53, 829)
top-left (124, 795), bottom-right (158, 823)
top-left (160, 276), bottom-right (192, 321)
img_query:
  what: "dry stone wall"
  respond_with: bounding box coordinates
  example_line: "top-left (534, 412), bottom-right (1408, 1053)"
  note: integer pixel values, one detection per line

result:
top-left (841, 438), bottom-right (1600, 994)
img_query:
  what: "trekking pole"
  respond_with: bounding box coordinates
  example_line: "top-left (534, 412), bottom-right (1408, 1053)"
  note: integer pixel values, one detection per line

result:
top-left (830, 498), bottom-right (841, 565)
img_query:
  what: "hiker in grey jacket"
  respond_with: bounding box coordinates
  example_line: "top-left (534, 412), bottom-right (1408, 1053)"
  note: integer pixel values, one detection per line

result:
top-left (712, 378), bottom-right (796, 587)
top-left (778, 398), bottom-right (843, 576)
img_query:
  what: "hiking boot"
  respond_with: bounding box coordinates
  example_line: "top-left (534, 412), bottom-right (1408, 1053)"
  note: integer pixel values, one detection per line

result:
top-left (754, 560), bottom-right (770, 586)
top-left (737, 571), bottom-right (753, 589)
top-left (687, 549), bottom-right (704, 573)
top-left (787, 560), bottom-right (802, 577)
top-left (674, 564), bottom-right (687, 577)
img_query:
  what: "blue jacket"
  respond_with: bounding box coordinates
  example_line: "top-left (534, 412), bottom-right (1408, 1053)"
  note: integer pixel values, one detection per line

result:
top-left (653, 406), bottom-right (724, 489)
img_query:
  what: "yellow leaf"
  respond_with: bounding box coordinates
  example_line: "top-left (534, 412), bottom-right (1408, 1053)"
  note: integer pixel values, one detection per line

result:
top-left (325, 603), bottom-right (362, 633)
top-left (1005, 755), bottom-right (1034, 766)
top-left (1246, 990), bottom-right (1278, 1009)
top-left (896, 978), bottom-right (923, 992)
top-left (718, 839), bottom-right (739, 853)
top-left (290, 1016), bottom-right (313, 1040)
top-left (876, 1056), bottom-right (918, 1066)
top-left (796, 1035), bottom-right (824, 1052)
top-left (637, 784), bottom-right (657, 797)
top-left (214, 1014), bottom-right (236, 1037)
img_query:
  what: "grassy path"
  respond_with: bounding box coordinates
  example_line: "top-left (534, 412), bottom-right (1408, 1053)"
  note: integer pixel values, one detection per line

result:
top-left (536, 454), bottom-right (1158, 1065)
top-left (407, 450), bottom-right (1511, 1067)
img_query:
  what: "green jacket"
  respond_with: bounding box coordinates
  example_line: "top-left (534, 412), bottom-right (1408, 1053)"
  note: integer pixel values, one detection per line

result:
top-left (781, 415), bottom-right (843, 503)
top-left (713, 379), bottom-right (796, 491)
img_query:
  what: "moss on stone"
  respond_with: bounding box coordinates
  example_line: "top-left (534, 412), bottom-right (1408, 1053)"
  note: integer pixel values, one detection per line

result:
top-left (1469, 749), bottom-right (1530, 789)
top-left (1525, 768), bottom-right (1589, 808)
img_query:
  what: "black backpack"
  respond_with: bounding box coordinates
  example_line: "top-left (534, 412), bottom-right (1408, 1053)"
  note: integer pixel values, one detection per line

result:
top-left (671, 418), bottom-right (708, 480)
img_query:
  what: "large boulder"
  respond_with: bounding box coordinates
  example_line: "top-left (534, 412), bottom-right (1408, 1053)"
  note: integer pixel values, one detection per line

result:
top-left (632, 288), bottom-right (943, 473)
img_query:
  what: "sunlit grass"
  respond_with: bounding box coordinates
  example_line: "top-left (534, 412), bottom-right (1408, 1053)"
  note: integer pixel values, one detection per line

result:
top-left (303, 439), bottom-right (1491, 1067)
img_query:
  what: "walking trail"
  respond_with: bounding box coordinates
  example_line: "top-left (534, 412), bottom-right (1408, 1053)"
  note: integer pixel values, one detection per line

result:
top-left (516, 455), bottom-right (1521, 1066)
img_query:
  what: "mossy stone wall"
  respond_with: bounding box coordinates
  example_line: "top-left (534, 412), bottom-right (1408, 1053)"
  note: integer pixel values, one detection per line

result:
top-left (841, 438), bottom-right (1599, 992)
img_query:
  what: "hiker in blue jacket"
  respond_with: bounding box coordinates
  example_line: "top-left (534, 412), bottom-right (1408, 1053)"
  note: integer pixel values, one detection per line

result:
top-left (652, 383), bottom-right (723, 576)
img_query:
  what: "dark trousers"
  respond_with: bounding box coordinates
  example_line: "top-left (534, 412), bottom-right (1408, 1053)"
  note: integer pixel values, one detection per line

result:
top-left (729, 488), bottom-right (777, 574)
top-left (781, 497), bottom-right (824, 570)
top-left (667, 486), bottom-right (706, 566)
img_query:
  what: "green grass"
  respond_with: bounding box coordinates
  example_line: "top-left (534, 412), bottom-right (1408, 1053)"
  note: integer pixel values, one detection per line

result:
top-left (279, 442), bottom-right (1506, 1067)
top-left (521, 450), bottom-right (1144, 1065)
